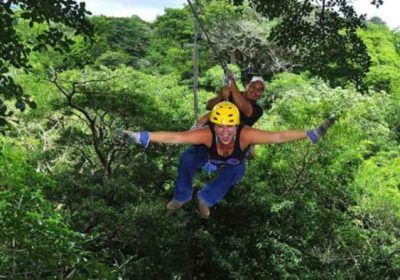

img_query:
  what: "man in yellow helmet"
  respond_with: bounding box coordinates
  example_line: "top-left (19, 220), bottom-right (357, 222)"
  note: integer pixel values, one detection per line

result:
top-left (117, 101), bottom-right (335, 219)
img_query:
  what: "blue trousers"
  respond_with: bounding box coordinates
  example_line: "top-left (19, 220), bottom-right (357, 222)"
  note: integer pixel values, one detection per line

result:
top-left (173, 145), bottom-right (246, 207)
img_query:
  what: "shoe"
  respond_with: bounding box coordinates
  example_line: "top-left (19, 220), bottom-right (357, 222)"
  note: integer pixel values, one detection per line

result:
top-left (166, 200), bottom-right (183, 210)
top-left (197, 196), bottom-right (210, 219)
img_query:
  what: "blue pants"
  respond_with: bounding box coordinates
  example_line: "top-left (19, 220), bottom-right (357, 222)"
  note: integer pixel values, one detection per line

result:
top-left (173, 145), bottom-right (246, 207)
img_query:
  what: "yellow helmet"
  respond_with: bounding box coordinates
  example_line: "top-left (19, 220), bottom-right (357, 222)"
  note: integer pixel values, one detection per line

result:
top-left (209, 101), bottom-right (240, 125)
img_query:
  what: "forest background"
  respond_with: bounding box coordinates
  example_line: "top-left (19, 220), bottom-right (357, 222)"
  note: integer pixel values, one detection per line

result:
top-left (1, 0), bottom-right (400, 279)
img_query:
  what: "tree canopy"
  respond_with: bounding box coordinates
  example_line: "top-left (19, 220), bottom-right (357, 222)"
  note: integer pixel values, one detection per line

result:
top-left (243, 0), bottom-right (371, 86)
top-left (1, 0), bottom-right (400, 278)
top-left (0, 0), bottom-right (92, 128)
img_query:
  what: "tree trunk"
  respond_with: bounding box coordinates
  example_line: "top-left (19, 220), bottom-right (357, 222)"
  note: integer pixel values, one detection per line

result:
top-left (192, 4), bottom-right (201, 121)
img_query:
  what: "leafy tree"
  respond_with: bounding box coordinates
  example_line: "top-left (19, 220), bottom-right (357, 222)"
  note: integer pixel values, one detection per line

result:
top-left (202, 1), bottom-right (291, 80)
top-left (0, 138), bottom-right (114, 279)
top-left (0, 0), bottom-right (92, 127)
top-left (394, 30), bottom-right (400, 54)
top-left (44, 66), bottom-right (194, 182)
top-left (200, 63), bottom-right (242, 92)
top-left (357, 21), bottom-right (400, 141)
top-left (90, 15), bottom-right (152, 68)
top-left (15, 17), bottom-right (95, 72)
top-left (26, 65), bottom-right (215, 277)
top-left (387, 89), bottom-right (400, 141)
top-left (153, 8), bottom-right (194, 44)
top-left (358, 22), bottom-right (400, 93)
top-left (369, 16), bottom-right (388, 26)
top-left (226, 0), bottom-right (374, 87)
top-left (4, 1), bottom-right (400, 278)
top-left (349, 150), bottom-right (400, 278)
top-left (144, 8), bottom-right (195, 78)
top-left (29, 65), bottom-right (207, 218)
top-left (352, 151), bottom-right (400, 231)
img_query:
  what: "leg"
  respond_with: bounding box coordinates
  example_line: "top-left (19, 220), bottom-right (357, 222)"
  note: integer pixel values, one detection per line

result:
top-left (172, 145), bottom-right (208, 204)
top-left (198, 162), bottom-right (246, 207)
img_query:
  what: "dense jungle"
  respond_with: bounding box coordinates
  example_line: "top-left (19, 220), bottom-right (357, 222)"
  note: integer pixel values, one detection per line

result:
top-left (1, 0), bottom-right (400, 279)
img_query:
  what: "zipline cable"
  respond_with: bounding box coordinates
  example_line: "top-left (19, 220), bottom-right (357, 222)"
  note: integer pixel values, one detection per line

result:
top-left (186, 0), bottom-right (218, 58)
top-left (186, 0), bottom-right (228, 81)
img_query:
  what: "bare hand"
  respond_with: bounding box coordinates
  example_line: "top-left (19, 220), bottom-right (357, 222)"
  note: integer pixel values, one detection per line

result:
top-left (220, 86), bottom-right (230, 99)
top-left (226, 69), bottom-right (234, 80)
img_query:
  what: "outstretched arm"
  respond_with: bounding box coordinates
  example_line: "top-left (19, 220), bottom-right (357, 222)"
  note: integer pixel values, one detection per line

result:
top-left (117, 126), bottom-right (211, 147)
top-left (150, 128), bottom-right (210, 145)
top-left (240, 127), bottom-right (307, 148)
top-left (240, 116), bottom-right (336, 148)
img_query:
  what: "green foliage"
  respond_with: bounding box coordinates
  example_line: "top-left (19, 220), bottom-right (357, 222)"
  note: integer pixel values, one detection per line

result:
top-left (386, 89), bottom-right (400, 141)
top-left (0, 138), bottom-right (113, 279)
top-left (15, 70), bottom-right (64, 120)
top-left (261, 71), bottom-right (310, 109)
top-left (153, 7), bottom-right (194, 42)
top-left (54, 65), bottom-right (195, 131)
top-left (16, 17), bottom-right (95, 71)
top-left (368, 16), bottom-right (388, 27)
top-left (2, 1), bottom-right (400, 278)
top-left (352, 150), bottom-right (400, 229)
top-left (201, 64), bottom-right (242, 92)
top-left (394, 30), bottom-right (400, 54)
top-left (91, 15), bottom-right (151, 57)
top-left (143, 8), bottom-right (193, 76)
top-left (201, 1), bottom-right (282, 79)
top-left (0, 1), bottom-right (93, 126)
top-left (349, 150), bottom-right (400, 277)
top-left (90, 15), bottom-right (152, 68)
top-left (95, 50), bottom-right (134, 69)
top-left (358, 23), bottom-right (400, 93)
top-left (144, 38), bottom-right (194, 77)
top-left (248, 0), bottom-right (371, 87)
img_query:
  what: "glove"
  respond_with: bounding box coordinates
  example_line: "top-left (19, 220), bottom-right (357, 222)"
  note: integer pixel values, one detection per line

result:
top-left (115, 128), bottom-right (150, 148)
top-left (306, 115), bottom-right (336, 144)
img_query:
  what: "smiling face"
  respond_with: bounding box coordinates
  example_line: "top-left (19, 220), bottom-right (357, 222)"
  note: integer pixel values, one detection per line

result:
top-left (244, 81), bottom-right (265, 101)
top-left (214, 125), bottom-right (237, 145)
